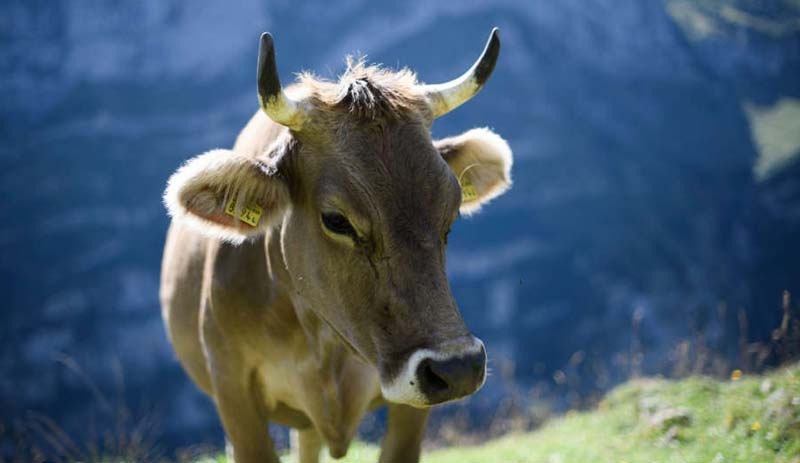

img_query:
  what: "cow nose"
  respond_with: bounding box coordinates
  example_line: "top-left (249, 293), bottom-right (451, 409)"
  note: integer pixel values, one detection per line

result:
top-left (416, 347), bottom-right (486, 403)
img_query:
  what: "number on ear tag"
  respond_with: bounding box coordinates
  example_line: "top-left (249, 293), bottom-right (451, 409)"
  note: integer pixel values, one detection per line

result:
top-left (461, 177), bottom-right (478, 202)
top-left (225, 194), bottom-right (263, 227)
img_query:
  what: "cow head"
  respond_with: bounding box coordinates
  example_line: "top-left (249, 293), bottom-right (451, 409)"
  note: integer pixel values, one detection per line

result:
top-left (164, 29), bottom-right (512, 407)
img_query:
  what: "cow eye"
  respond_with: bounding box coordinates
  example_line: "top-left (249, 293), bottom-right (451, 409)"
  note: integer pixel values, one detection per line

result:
top-left (321, 212), bottom-right (358, 239)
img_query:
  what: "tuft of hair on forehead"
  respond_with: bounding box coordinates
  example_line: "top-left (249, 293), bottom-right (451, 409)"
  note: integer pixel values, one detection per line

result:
top-left (298, 56), bottom-right (426, 121)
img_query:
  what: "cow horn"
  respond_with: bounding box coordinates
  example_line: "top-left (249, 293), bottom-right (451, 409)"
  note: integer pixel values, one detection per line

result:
top-left (257, 32), bottom-right (306, 129)
top-left (421, 28), bottom-right (501, 119)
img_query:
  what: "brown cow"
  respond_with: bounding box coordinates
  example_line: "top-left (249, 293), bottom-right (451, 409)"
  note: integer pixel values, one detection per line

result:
top-left (160, 28), bottom-right (512, 463)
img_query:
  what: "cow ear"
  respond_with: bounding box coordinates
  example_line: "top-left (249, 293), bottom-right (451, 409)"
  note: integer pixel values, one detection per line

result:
top-left (435, 127), bottom-right (513, 215)
top-left (163, 148), bottom-right (290, 243)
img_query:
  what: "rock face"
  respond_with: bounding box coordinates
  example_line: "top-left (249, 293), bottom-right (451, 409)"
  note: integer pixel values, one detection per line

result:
top-left (1, 0), bottom-right (799, 454)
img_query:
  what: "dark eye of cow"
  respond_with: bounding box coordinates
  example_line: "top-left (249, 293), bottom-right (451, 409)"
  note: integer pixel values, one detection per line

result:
top-left (321, 212), bottom-right (358, 239)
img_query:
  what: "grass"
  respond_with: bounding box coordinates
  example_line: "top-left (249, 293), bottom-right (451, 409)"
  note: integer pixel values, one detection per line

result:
top-left (199, 363), bottom-right (800, 463)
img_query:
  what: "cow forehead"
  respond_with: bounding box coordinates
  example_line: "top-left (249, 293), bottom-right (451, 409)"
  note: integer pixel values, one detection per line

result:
top-left (308, 121), bottom-right (460, 226)
top-left (286, 62), bottom-right (460, 222)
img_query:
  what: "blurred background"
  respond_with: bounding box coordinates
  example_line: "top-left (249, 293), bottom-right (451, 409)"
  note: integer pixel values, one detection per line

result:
top-left (2, 0), bottom-right (799, 459)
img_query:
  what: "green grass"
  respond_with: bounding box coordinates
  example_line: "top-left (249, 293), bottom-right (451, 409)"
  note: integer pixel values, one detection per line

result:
top-left (202, 364), bottom-right (800, 463)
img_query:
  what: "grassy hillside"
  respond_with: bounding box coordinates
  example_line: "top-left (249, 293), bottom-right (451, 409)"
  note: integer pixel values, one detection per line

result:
top-left (199, 363), bottom-right (800, 463)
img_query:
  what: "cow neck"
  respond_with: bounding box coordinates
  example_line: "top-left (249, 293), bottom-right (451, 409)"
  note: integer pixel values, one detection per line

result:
top-left (264, 227), bottom-right (369, 451)
top-left (264, 226), bottom-right (357, 369)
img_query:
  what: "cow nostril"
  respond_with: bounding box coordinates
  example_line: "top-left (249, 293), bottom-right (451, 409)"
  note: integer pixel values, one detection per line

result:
top-left (419, 359), bottom-right (450, 394)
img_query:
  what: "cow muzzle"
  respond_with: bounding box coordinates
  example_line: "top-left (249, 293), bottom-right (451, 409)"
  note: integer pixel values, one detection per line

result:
top-left (381, 336), bottom-right (487, 407)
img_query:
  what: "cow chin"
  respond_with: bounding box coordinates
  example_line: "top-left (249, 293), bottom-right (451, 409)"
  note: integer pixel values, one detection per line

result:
top-left (380, 336), bottom-right (487, 407)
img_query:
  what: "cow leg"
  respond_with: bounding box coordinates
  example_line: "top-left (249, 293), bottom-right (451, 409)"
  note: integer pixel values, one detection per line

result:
top-left (211, 381), bottom-right (279, 463)
top-left (204, 329), bottom-right (278, 463)
top-left (291, 427), bottom-right (323, 463)
top-left (378, 403), bottom-right (430, 463)
top-left (224, 438), bottom-right (235, 462)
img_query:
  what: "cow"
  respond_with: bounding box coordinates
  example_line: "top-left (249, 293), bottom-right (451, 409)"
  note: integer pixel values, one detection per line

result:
top-left (160, 28), bottom-right (512, 463)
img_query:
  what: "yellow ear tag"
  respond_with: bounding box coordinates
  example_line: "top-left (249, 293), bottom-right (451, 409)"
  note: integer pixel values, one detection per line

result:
top-left (224, 194), bottom-right (263, 227)
top-left (460, 176), bottom-right (478, 202)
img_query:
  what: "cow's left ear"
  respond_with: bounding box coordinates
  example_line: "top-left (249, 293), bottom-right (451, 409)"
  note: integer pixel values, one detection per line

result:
top-left (435, 127), bottom-right (513, 215)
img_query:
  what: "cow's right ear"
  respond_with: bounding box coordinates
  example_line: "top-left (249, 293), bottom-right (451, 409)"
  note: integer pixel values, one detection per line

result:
top-left (163, 148), bottom-right (290, 243)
